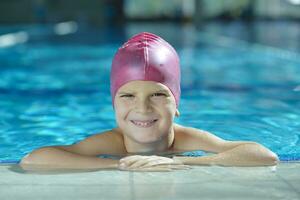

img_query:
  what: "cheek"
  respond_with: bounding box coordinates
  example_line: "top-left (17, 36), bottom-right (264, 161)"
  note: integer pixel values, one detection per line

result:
top-left (151, 97), bottom-right (169, 105)
top-left (114, 101), bottom-right (130, 123)
top-left (155, 105), bottom-right (176, 123)
top-left (115, 107), bottom-right (128, 122)
top-left (115, 98), bottom-right (133, 111)
top-left (117, 99), bottom-right (137, 113)
top-left (152, 98), bottom-right (176, 113)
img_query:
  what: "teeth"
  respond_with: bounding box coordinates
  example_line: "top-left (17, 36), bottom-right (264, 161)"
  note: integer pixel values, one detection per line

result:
top-left (131, 120), bottom-right (157, 128)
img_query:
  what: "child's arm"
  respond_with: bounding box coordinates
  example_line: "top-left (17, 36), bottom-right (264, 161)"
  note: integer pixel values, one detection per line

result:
top-left (19, 130), bottom-right (123, 171)
top-left (174, 143), bottom-right (278, 167)
top-left (20, 147), bottom-right (119, 171)
top-left (173, 126), bottom-right (279, 167)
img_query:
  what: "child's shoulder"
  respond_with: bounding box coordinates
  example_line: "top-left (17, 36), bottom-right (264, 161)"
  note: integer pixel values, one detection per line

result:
top-left (176, 122), bottom-right (216, 133)
top-left (173, 123), bottom-right (205, 136)
top-left (173, 123), bottom-right (214, 151)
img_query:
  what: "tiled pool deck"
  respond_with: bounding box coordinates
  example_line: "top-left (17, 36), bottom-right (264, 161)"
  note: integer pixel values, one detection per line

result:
top-left (0, 162), bottom-right (299, 200)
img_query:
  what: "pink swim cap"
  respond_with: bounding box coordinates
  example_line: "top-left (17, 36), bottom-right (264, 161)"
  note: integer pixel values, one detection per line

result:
top-left (110, 32), bottom-right (181, 108)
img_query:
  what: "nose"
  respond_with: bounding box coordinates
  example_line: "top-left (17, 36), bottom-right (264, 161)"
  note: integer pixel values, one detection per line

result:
top-left (135, 98), bottom-right (152, 113)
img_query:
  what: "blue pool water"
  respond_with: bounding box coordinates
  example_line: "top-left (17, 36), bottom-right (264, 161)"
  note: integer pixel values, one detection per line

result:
top-left (0, 21), bottom-right (299, 163)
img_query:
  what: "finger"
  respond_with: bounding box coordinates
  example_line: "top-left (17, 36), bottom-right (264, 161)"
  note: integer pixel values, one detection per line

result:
top-left (154, 156), bottom-right (174, 163)
top-left (120, 164), bottom-right (191, 171)
top-left (155, 156), bottom-right (182, 165)
top-left (133, 166), bottom-right (173, 172)
top-left (120, 155), bottom-right (145, 166)
top-left (122, 155), bottom-right (164, 168)
top-left (172, 156), bottom-right (184, 164)
top-left (128, 156), bottom-right (170, 168)
top-left (142, 159), bottom-right (168, 168)
top-left (118, 164), bottom-right (170, 172)
top-left (128, 157), bottom-right (154, 168)
top-left (120, 155), bottom-right (142, 162)
top-left (120, 155), bottom-right (183, 169)
top-left (143, 157), bottom-right (182, 167)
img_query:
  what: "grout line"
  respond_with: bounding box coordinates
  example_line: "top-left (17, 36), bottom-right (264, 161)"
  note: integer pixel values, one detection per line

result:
top-left (129, 172), bottom-right (136, 200)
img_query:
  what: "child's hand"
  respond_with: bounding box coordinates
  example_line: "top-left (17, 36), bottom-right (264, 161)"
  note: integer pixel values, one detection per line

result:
top-left (118, 155), bottom-right (191, 172)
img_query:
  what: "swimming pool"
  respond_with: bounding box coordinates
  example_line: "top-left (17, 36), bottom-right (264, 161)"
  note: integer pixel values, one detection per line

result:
top-left (0, 21), bottom-right (299, 164)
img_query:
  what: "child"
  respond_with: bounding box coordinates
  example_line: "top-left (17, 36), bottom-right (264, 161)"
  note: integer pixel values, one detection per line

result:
top-left (20, 32), bottom-right (278, 172)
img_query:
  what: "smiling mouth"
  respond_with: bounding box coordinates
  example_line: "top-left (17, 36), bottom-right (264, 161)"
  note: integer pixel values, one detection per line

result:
top-left (130, 119), bottom-right (158, 128)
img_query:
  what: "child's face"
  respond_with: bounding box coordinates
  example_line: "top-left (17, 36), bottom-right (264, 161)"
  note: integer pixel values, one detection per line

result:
top-left (114, 80), bottom-right (178, 144)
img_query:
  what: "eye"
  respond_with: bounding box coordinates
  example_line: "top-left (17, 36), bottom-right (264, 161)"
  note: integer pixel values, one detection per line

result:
top-left (120, 94), bottom-right (134, 98)
top-left (152, 93), bottom-right (167, 97)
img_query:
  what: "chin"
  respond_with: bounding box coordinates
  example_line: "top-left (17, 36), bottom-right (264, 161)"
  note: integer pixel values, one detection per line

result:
top-left (136, 137), bottom-right (161, 144)
top-left (131, 133), bottom-right (163, 144)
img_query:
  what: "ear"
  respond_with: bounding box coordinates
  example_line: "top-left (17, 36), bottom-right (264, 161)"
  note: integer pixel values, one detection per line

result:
top-left (175, 109), bottom-right (180, 117)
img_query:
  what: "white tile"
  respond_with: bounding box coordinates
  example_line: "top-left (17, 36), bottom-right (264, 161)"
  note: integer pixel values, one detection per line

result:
top-left (0, 185), bottom-right (132, 200)
top-left (0, 163), bottom-right (299, 200)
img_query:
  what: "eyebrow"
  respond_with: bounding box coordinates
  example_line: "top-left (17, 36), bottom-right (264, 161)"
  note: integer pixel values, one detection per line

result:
top-left (117, 89), bottom-right (169, 94)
